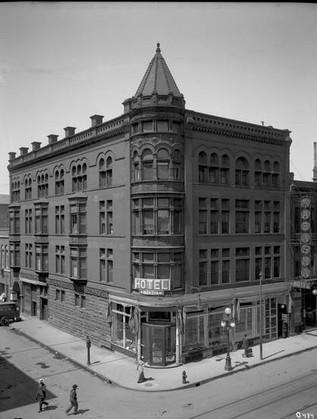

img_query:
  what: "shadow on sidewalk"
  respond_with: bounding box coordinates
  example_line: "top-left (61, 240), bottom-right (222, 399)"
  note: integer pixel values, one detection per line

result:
top-left (262, 349), bottom-right (285, 360)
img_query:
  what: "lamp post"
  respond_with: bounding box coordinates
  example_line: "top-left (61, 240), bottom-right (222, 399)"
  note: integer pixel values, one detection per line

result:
top-left (221, 307), bottom-right (235, 371)
top-left (259, 271), bottom-right (263, 360)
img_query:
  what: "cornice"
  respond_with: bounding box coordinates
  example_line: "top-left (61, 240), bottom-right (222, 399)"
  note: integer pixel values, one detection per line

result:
top-left (188, 124), bottom-right (289, 147)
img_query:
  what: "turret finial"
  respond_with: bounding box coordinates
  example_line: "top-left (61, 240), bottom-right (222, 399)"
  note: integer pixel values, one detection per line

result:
top-left (156, 42), bottom-right (161, 53)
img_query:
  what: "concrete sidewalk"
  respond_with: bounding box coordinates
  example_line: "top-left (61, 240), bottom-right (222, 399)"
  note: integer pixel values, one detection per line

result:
top-left (8, 315), bottom-right (317, 392)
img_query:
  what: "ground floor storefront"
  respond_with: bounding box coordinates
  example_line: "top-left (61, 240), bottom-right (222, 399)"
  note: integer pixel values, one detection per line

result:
top-left (289, 278), bottom-right (317, 333)
top-left (109, 282), bottom-right (290, 367)
top-left (17, 276), bottom-right (291, 367)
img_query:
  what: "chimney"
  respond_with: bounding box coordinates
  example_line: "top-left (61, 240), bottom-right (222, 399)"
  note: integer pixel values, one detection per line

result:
top-left (64, 126), bottom-right (76, 137)
top-left (8, 152), bottom-right (16, 161)
top-left (31, 141), bottom-right (41, 151)
top-left (90, 115), bottom-right (104, 127)
top-left (19, 147), bottom-right (29, 156)
top-left (313, 142), bottom-right (317, 182)
top-left (48, 134), bottom-right (58, 144)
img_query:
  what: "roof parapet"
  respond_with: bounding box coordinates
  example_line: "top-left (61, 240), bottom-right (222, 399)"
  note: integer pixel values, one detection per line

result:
top-left (47, 134), bottom-right (58, 144)
top-left (31, 141), bottom-right (41, 151)
top-left (19, 147), bottom-right (28, 156)
top-left (90, 115), bottom-right (104, 127)
top-left (64, 127), bottom-right (76, 137)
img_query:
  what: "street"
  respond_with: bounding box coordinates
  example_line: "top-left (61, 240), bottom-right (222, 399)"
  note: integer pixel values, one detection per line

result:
top-left (1, 325), bottom-right (317, 419)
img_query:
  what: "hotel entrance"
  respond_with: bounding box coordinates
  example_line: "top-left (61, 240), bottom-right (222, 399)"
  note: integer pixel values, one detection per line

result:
top-left (142, 320), bottom-right (176, 367)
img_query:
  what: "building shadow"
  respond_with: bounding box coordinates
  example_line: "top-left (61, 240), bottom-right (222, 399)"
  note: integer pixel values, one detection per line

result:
top-left (0, 354), bottom-right (57, 412)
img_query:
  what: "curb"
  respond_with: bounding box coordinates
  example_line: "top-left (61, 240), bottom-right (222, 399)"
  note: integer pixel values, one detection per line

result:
top-left (9, 325), bottom-right (317, 392)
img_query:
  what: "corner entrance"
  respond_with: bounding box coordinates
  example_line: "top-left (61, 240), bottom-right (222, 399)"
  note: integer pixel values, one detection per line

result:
top-left (142, 323), bottom-right (176, 367)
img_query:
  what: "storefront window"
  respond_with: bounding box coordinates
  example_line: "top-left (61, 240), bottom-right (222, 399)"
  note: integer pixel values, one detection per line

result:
top-left (184, 313), bottom-right (204, 349)
top-left (112, 304), bottom-right (136, 353)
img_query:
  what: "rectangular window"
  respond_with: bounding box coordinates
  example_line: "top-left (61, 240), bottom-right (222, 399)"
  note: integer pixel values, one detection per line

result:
top-left (25, 243), bottom-right (33, 268)
top-left (199, 250), bottom-right (207, 286)
top-left (107, 249), bottom-right (113, 283)
top-left (157, 120), bottom-right (169, 132)
top-left (55, 245), bottom-right (65, 274)
top-left (25, 209), bottom-right (32, 234)
top-left (9, 208), bottom-right (20, 234)
top-left (99, 201), bottom-right (105, 234)
top-left (235, 248), bottom-right (250, 282)
top-left (70, 248), bottom-right (87, 279)
top-left (35, 205), bottom-right (48, 234)
top-left (10, 243), bottom-right (20, 267)
top-left (55, 206), bottom-right (65, 235)
top-left (273, 201), bottom-right (280, 233)
top-left (70, 204), bottom-right (86, 235)
top-left (35, 245), bottom-right (48, 272)
top-left (143, 210), bottom-right (154, 234)
top-left (157, 209), bottom-right (169, 234)
top-left (100, 248), bottom-right (106, 282)
top-left (106, 200), bottom-right (113, 234)
top-left (235, 200), bottom-right (249, 233)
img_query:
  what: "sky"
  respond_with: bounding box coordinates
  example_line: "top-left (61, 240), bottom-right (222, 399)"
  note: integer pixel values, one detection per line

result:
top-left (0, 2), bottom-right (317, 195)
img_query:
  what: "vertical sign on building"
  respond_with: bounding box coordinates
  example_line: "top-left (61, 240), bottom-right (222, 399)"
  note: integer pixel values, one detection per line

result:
top-left (300, 196), bottom-right (311, 280)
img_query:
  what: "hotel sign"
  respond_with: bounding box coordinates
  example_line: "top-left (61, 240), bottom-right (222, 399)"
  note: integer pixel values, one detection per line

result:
top-left (134, 278), bottom-right (171, 295)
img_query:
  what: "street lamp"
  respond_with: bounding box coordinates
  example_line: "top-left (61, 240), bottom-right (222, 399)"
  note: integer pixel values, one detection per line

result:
top-left (221, 307), bottom-right (235, 371)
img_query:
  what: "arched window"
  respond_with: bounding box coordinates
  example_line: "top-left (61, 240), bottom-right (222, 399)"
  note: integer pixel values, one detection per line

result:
top-left (157, 148), bottom-right (170, 180)
top-left (198, 151), bottom-right (207, 182)
top-left (132, 151), bottom-right (140, 182)
top-left (263, 160), bottom-right (271, 187)
top-left (272, 161), bottom-right (280, 188)
top-left (209, 153), bottom-right (219, 183)
top-left (254, 159), bottom-right (262, 187)
top-left (37, 172), bottom-right (48, 198)
top-left (99, 158), bottom-right (106, 187)
top-left (142, 149), bottom-right (153, 180)
top-left (172, 149), bottom-right (182, 180)
top-left (235, 157), bottom-right (249, 186)
top-left (220, 154), bottom-right (229, 184)
top-left (55, 168), bottom-right (65, 195)
top-left (106, 157), bottom-right (112, 186)
top-left (25, 177), bottom-right (32, 200)
top-left (71, 162), bottom-right (87, 192)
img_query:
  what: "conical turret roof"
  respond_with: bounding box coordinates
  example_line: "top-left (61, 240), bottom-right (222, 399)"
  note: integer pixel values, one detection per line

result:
top-left (134, 43), bottom-right (182, 98)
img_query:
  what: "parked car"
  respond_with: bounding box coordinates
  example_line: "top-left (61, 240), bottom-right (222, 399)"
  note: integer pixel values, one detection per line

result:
top-left (0, 302), bottom-right (21, 326)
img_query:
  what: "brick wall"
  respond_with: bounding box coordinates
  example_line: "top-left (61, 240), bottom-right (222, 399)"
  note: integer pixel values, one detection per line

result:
top-left (48, 284), bottom-right (111, 349)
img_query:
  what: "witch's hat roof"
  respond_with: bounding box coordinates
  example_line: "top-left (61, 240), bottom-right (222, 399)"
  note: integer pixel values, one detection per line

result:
top-left (134, 43), bottom-right (182, 98)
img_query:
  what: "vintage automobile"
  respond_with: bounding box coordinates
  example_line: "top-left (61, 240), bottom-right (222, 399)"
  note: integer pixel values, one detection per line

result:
top-left (0, 302), bottom-right (21, 326)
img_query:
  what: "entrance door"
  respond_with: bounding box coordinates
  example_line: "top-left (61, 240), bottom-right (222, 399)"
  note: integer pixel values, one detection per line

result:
top-left (31, 301), bottom-right (37, 316)
top-left (40, 298), bottom-right (48, 320)
top-left (142, 323), bottom-right (176, 367)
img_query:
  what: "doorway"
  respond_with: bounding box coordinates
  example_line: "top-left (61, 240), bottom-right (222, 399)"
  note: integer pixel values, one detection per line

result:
top-left (40, 298), bottom-right (48, 320)
top-left (142, 323), bottom-right (176, 366)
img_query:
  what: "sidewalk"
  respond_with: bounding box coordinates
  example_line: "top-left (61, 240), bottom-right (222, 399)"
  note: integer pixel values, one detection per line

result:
top-left (8, 315), bottom-right (317, 392)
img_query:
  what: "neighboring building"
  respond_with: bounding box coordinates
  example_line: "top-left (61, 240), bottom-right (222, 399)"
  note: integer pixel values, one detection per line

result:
top-left (7, 44), bottom-right (295, 366)
top-left (0, 194), bottom-right (10, 299)
top-left (289, 153), bottom-right (317, 334)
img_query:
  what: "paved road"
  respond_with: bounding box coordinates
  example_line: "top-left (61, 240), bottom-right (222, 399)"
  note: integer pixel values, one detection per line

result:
top-left (1, 326), bottom-right (317, 419)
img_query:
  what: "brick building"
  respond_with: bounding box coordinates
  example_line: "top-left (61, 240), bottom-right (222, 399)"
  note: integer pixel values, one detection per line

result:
top-left (7, 44), bottom-right (295, 366)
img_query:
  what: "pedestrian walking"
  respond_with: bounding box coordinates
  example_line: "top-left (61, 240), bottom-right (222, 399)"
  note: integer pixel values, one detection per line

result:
top-left (137, 358), bottom-right (146, 383)
top-left (242, 334), bottom-right (250, 357)
top-left (35, 378), bottom-right (49, 412)
top-left (65, 384), bottom-right (79, 415)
